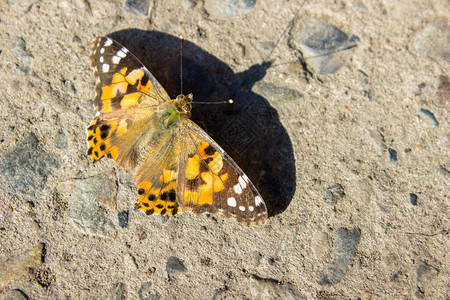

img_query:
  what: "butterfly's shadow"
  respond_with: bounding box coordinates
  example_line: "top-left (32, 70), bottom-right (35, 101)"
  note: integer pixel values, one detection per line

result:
top-left (108, 30), bottom-right (296, 218)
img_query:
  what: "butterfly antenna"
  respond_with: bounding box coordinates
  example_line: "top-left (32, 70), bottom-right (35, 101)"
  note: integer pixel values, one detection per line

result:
top-left (191, 99), bottom-right (234, 105)
top-left (179, 34), bottom-right (184, 95)
top-left (263, 0), bottom-right (307, 63)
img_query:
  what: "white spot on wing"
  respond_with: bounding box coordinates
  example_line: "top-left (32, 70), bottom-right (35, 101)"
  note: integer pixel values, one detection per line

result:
top-left (255, 196), bottom-right (263, 206)
top-left (233, 184), bottom-right (242, 195)
top-left (242, 174), bottom-right (249, 183)
top-left (112, 56), bottom-right (121, 64)
top-left (117, 49), bottom-right (127, 58)
top-left (100, 47), bottom-right (105, 54)
top-left (248, 206), bottom-right (254, 211)
top-left (238, 176), bottom-right (247, 189)
top-left (99, 56), bottom-right (104, 63)
top-left (104, 38), bottom-right (113, 47)
top-left (239, 206), bottom-right (245, 211)
top-left (102, 64), bottom-right (109, 72)
top-left (227, 197), bottom-right (236, 207)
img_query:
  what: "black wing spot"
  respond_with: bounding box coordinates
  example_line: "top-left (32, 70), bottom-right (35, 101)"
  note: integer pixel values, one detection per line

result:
top-left (142, 202), bottom-right (149, 207)
top-left (93, 137), bottom-right (98, 144)
top-left (148, 194), bottom-right (156, 201)
top-left (156, 204), bottom-right (164, 209)
top-left (168, 190), bottom-right (176, 201)
top-left (94, 151), bottom-right (99, 157)
top-left (140, 75), bottom-right (149, 87)
top-left (138, 188), bottom-right (145, 195)
top-left (100, 132), bottom-right (108, 139)
top-left (161, 208), bottom-right (167, 215)
top-left (204, 144), bottom-right (216, 156)
top-left (100, 124), bottom-right (111, 131)
top-left (146, 208), bottom-right (154, 215)
top-left (88, 147), bottom-right (93, 155)
top-left (100, 143), bottom-right (106, 151)
top-left (160, 191), bottom-right (168, 200)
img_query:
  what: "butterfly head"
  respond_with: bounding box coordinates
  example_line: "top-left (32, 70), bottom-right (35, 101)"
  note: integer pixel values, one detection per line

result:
top-left (174, 93), bottom-right (193, 117)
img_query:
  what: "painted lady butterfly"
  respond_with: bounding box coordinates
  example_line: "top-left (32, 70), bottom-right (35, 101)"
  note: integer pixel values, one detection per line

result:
top-left (87, 37), bottom-right (267, 224)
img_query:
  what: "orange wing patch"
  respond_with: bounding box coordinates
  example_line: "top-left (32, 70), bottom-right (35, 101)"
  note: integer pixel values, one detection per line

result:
top-left (134, 173), bottom-right (180, 216)
top-left (183, 141), bottom-right (229, 206)
top-left (98, 67), bottom-right (153, 113)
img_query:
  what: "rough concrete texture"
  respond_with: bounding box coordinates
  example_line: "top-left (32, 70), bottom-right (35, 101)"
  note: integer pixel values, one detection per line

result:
top-left (0, 0), bottom-right (448, 299)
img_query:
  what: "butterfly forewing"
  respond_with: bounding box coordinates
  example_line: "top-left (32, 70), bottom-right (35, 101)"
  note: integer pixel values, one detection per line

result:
top-left (87, 37), bottom-right (168, 165)
top-left (87, 36), bottom-right (268, 225)
top-left (90, 36), bottom-right (171, 112)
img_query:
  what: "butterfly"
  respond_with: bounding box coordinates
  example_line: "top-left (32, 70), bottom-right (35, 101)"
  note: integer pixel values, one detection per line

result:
top-left (87, 37), bottom-right (267, 225)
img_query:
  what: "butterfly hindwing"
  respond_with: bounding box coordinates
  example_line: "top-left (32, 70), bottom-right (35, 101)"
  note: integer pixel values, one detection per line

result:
top-left (132, 134), bottom-right (181, 216)
top-left (130, 120), bottom-right (268, 224)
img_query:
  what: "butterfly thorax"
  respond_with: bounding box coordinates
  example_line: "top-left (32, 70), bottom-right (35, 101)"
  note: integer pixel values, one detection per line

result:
top-left (160, 93), bottom-right (193, 130)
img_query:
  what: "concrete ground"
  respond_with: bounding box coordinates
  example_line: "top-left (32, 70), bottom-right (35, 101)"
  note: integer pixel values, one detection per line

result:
top-left (0, 0), bottom-right (448, 299)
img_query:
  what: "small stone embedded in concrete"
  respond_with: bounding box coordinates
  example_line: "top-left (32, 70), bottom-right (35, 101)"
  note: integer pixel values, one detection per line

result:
top-left (324, 183), bottom-right (345, 204)
top-left (0, 289), bottom-right (29, 300)
top-left (290, 19), bottom-right (360, 74)
top-left (54, 130), bottom-right (68, 149)
top-left (409, 193), bottom-right (418, 206)
top-left (252, 81), bottom-right (304, 103)
top-left (138, 281), bottom-right (161, 300)
top-left (436, 75), bottom-right (450, 106)
top-left (118, 211), bottom-right (129, 228)
top-left (13, 37), bottom-right (34, 74)
top-left (352, 0), bottom-right (368, 12)
top-left (419, 108), bottom-right (439, 127)
top-left (68, 171), bottom-right (117, 238)
top-left (106, 283), bottom-right (127, 300)
top-left (410, 20), bottom-right (450, 62)
top-left (416, 262), bottom-right (439, 296)
top-left (250, 275), bottom-right (307, 300)
top-left (204, 0), bottom-right (256, 19)
top-left (166, 256), bottom-right (187, 275)
top-left (0, 244), bottom-right (45, 290)
top-left (182, 0), bottom-right (196, 10)
top-left (319, 228), bottom-right (361, 285)
top-left (123, 0), bottom-right (152, 16)
top-left (251, 251), bottom-right (262, 266)
top-left (388, 148), bottom-right (397, 162)
top-left (0, 133), bottom-right (59, 197)
top-left (389, 271), bottom-right (402, 282)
